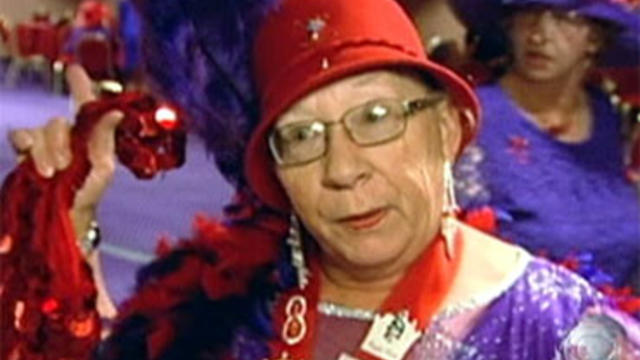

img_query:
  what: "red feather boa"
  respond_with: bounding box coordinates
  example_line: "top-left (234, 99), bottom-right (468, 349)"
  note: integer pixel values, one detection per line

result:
top-left (116, 212), bottom-right (288, 358)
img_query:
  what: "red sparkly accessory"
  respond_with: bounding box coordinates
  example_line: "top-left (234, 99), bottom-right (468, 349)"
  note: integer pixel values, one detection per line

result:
top-left (0, 92), bottom-right (186, 359)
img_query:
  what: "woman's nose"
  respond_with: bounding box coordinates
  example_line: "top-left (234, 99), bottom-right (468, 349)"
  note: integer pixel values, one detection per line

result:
top-left (321, 126), bottom-right (371, 190)
top-left (527, 10), bottom-right (554, 45)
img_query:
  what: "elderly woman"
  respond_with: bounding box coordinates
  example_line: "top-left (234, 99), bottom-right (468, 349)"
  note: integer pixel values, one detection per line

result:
top-left (453, 0), bottom-right (640, 291)
top-left (3, 0), bottom-right (640, 359)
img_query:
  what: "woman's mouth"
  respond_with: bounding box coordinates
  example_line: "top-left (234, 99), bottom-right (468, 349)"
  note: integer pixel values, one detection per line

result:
top-left (337, 208), bottom-right (389, 231)
top-left (524, 51), bottom-right (552, 67)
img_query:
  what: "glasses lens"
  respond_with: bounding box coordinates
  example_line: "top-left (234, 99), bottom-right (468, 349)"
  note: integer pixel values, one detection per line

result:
top-left (346, 99), bottom-right (406, 145)
top-left (271, 121), bottom-right (326, 165)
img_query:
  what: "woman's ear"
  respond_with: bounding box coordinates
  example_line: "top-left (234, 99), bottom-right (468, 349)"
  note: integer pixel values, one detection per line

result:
top-left (586, 23), bottom-right (606, 56)
top-left (437, 99), bottom-right (463, 162)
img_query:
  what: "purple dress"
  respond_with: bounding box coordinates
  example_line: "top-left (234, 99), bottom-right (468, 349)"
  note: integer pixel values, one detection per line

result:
top-left (455, 83), bottom-right (640, 287)
top-left (313, 255), bottom-right (640, 359)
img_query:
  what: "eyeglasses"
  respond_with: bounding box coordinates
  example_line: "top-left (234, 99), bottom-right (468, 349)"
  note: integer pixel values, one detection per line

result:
top-left (269, 94), bottom-right (446, 166)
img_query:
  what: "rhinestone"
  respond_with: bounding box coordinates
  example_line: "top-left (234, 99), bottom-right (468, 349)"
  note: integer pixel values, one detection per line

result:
top-left (307, 17), bottom-right (326, 41)
top-left (317, 301), bottom-right (376, 321)
top-left (321, 57), bottom-right (330, 70)
top-left (13, 301), bottom-right (25, 331)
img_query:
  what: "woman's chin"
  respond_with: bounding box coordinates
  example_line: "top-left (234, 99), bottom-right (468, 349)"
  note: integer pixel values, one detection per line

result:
top-left (329, 233), bottom-right (412, 270)
top-left (315, 213), bottom-right (427, 272)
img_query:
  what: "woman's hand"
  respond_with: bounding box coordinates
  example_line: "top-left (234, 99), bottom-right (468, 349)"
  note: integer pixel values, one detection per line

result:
top-left (7, 64), bottom-right (123, 240)
top-left (7, 65), bottom-right (121, 320)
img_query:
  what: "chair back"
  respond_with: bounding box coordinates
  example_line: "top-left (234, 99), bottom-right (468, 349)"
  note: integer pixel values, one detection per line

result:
top-left (75, 33), bottom-right (113, 79)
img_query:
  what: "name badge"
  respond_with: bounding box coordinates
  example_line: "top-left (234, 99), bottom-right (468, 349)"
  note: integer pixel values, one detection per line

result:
top-left (360, 310), bottom-right (421, 360)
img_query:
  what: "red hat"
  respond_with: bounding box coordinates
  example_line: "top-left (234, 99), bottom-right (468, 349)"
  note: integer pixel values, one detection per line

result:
top-left (77, 0), bottom-right (111, 28)
top-left (245, 0), bottom-right (480, 211)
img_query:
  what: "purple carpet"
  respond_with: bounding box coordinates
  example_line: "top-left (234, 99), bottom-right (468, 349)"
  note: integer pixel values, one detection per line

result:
top-left (1, 86), bottom-right (234, 303)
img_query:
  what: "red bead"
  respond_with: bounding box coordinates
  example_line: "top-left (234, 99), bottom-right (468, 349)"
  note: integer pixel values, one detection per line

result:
top-left (41, 298), bottom-right (59, 314)
top-left (68, 314), bottom-right (96, 338)
top-left (0, 234), bottom-right (13, 254)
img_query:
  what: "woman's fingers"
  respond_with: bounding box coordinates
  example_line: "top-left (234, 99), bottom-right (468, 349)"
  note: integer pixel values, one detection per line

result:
top-left (88, 110), bottom-right (123, 164)
top-left (44, 117), bottom-right (72, 170)
top-left (72, 110), bottom-right (123, 213)
top-left (66, 64), bottom-right (96, 109)
top-left (65, 64), bottom-right (123, 175)
top-left (8, 118), bottom-right (73, 177)
top-left (7, 65), bottom-right (123, 213)
top-left (8, 63), bottom-right (94, 177)
top-left (8, 129), bottom-right (34, 162)
top-left (27, 127), bottom-right (55, 177)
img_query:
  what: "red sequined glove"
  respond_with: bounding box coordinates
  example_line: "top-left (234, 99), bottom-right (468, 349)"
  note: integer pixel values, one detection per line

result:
top-left (0, 92), bottom-right (186, 359)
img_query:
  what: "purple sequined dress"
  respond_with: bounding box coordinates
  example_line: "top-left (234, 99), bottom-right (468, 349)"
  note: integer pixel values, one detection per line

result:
top-left (455, 83), bottom-right (640, 287)
top-left (312, 254), bottom-right (640, 359)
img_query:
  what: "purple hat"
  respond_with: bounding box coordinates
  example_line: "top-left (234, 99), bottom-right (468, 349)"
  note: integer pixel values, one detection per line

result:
top-left (452, 0), bottom-right (640, 66)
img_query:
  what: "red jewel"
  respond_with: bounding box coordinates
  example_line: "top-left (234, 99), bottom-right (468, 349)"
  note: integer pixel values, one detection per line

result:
top-left (41, 298), bottom-right (60, 314)
top-left (0, 234), bottom-right (13, 254)
top-left (68, 314), bottom-right (95, 338)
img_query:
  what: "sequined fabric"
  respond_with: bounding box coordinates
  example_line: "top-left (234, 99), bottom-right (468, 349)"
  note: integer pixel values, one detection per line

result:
top-left (313, 257), bottom-right (640, 359)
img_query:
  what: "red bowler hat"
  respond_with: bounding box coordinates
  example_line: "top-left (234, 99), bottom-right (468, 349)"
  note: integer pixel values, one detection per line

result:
top-left (245, 0), bottom-right (480, 211)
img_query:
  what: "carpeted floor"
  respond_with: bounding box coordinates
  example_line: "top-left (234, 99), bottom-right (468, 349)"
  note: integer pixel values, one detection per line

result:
top-left (1, 85), bottom-right (234, 303)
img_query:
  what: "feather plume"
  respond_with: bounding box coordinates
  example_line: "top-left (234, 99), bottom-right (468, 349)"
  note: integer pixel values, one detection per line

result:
top-left (135, 0), bottom-right (280, 187)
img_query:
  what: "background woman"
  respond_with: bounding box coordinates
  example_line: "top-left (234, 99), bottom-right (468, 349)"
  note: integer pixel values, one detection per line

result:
top-left (453, 0), bottom-right (640, 292)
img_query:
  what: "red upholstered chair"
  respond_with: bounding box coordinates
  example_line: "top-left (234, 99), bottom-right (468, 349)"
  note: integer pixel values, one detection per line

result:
top-left (32, 25), bottom-right (59, 61)
top-left (56, 24), bottom-right (72, 52)
top-left (5, 23), bottom-right (52, 88)
top-left (75, 33), bottom-right (114, 80)
top-left (15, 23), bottom-right (37, 57)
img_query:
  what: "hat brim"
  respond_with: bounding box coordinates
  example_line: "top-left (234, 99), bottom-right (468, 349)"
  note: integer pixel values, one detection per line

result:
top-left (245, 44), bottom-right (479, 211)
